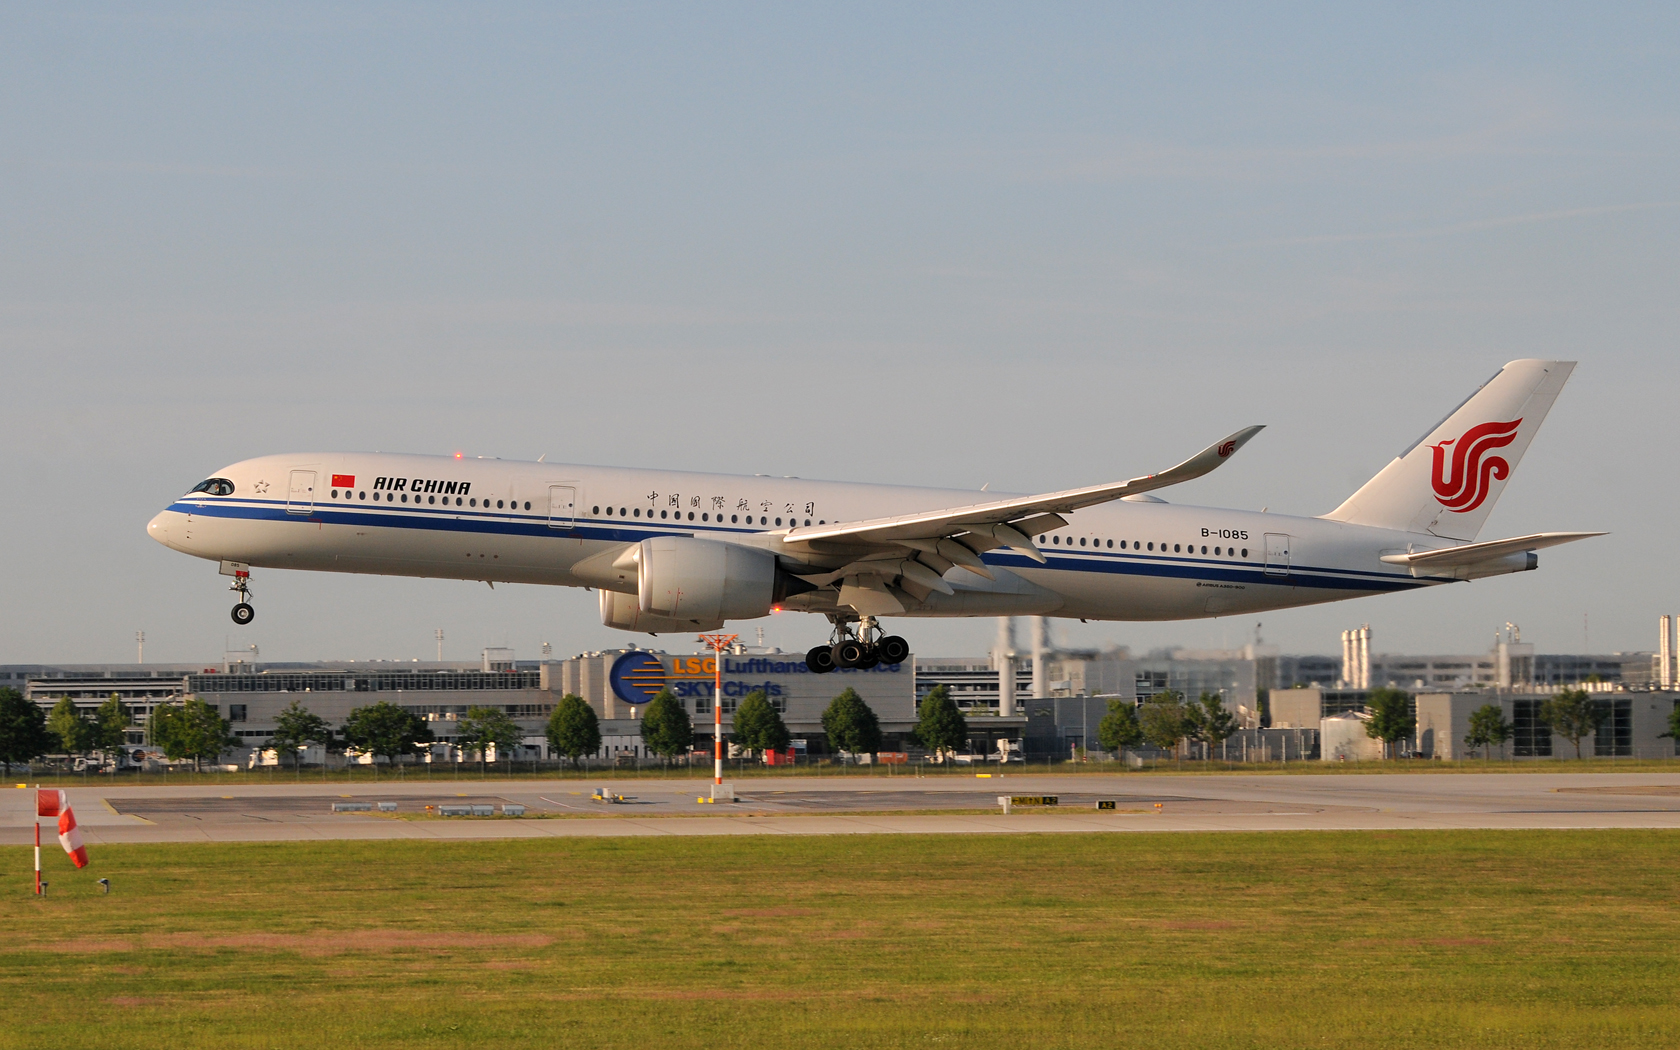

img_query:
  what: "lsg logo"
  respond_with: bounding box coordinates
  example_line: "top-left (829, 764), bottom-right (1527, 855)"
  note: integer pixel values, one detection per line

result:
top-left (1430, 418), bottom-right (1522, 513)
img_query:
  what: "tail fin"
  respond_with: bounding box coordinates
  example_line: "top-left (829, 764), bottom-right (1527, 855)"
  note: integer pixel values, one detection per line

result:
top-left (1323, 359), bottom-right (1575, 540)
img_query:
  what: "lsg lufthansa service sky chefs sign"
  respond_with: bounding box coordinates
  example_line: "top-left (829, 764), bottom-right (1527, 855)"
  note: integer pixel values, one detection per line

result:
top-left (608, 650), bottom-right (912, 720)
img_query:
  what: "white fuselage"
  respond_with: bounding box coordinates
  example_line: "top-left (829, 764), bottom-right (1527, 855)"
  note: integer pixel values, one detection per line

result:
top-left (147, 452), bottom-right (1450, 623)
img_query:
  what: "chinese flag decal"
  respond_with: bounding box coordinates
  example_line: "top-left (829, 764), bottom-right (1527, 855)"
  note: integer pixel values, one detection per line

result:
top-left (332, 475), bottom-right (355, 488)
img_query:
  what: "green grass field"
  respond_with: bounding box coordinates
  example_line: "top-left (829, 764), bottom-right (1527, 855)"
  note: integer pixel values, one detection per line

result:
top-left (5, 831), bottom-right (1678, 1049)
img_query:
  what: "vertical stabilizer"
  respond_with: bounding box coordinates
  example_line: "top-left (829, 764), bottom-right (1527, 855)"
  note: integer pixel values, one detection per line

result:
top-left (1323, 360), bottom-right (1575, 540)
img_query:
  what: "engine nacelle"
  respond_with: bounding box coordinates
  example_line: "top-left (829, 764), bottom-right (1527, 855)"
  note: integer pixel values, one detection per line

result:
top-left (600, 588), bottom-right (723, 634)
top-left (638, 536), bottom-right (780, 622)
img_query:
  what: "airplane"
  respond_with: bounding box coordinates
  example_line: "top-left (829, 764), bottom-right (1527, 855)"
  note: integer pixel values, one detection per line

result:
top-left (148, 359), bottom-right (1600, 673)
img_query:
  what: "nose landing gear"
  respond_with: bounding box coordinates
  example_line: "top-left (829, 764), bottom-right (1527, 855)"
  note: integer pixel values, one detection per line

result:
top-left (229, 570), bottom-right (255, 625)
top-left (805, 616), bottom-right (909, 674)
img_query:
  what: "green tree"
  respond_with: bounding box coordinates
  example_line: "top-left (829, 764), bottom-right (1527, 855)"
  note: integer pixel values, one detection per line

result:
top-left (1096, 699), bottom-right (1143, 753)
top-left (150, 698), bottom-right (238, 772)
top-left (1661, 701), bottom-right (1680, 749)
top-left (269, 700), bottom-right (334, 772)
top-left (820, 687), bottom-right (883, 756)
top-left (1539, 688), bottom-right (1603, 760)
top-left (458, 705), bottom-right (523, 775)
top-left (640, 689), bottom-right (694, 765)
top-left (94, 694), bottom-right (131, 759)
top-left (341, 701), bottom-right (434, 769)
top-left (732, 690), bottom-right (791, 753)
top-left (913, 685), bottom-right (968, 759)
top-left (1464, 704), bottom-right (1512, 760)
top-left (546, 694), bottom-right (601, 769)
top-left (1184, 691), bottom-right (1239, 758)
top-left (1363, 687), bottom-right (1416, 759)
top-left (0, 688), bottom-right (51, 774)
top-left (1139, 691), bottom-right (1189, 755)
top-left (47, 697), bottom-right (94, 759)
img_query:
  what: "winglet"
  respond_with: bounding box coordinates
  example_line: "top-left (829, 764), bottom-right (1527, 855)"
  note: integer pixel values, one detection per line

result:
top-left (1121, 425), bottom-right (1265, 498)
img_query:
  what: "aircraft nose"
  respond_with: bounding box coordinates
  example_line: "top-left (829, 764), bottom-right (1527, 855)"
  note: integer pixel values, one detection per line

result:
top-left (147, 510), bottom-right (172, 545)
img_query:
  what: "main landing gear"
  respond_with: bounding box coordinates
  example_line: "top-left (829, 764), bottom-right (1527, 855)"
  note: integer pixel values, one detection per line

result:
top-left (229, 570), bottom-right (255, 625)
top-left (806, 616), bottom-right (910, 674)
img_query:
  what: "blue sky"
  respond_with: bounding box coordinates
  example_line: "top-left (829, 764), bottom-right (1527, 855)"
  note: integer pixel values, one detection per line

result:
top-left (3, 4), bottom-right (1676, 663)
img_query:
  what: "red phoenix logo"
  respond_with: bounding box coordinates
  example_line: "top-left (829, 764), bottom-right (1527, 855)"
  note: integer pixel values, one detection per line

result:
top-left (1216, 441), bottom-right (1236, 458)
top-left (1430, 419), bottom-right (1522, 512)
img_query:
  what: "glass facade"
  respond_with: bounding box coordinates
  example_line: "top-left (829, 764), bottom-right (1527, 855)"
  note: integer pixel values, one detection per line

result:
top-left (188, 671), bottom-right (541, 693)
top-left (1593, 698), bottom-right (1633, 757)
top-left (1512, 699), bottom-right (1551, 757)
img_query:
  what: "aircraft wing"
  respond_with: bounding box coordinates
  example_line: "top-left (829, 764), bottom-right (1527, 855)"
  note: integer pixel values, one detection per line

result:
top-left (780, 426), bottom-right (1265, 590)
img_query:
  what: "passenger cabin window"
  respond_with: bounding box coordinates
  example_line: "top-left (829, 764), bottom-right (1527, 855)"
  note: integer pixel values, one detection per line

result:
top-left (189, 478), bottom-right (236, 496)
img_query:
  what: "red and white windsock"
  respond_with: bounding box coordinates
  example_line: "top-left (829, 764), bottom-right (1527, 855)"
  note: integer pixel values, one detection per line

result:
top-left (36, 789), bottom-right (89, 869)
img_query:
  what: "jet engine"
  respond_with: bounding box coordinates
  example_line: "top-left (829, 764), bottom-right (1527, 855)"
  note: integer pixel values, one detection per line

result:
top-left (599, 588), bottom-right (724, 634)
top-left (637, 536), bottom-right (781, 622)
top-left (588, 536), bottom-right (818, 632)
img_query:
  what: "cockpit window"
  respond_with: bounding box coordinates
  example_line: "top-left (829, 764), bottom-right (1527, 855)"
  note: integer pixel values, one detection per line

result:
top-left (189, 478), bottom-right (236, 496)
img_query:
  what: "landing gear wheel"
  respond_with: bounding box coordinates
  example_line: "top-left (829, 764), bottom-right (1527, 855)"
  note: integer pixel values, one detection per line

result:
top-left (806, 646), bottom-right (836, 674)
top-left (854, 649), bottom-right (881, 670)
top-left (877, 635), bottom-right (910, 664)
top-left (834, 639), bottom-right (867, 668)
top-left (231, 603), bottom-right (255, 625)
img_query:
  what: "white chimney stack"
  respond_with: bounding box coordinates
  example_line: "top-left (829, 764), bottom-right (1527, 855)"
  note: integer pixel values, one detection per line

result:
top-left (993, 617), bottom-right (1018, 717)
top-left (1340, 624), bottom-right (1371, 689)
top-left (1661, 615), bottom-right (1675, 691)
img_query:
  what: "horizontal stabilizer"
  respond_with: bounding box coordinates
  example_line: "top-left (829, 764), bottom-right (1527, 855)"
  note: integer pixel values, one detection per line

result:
top-left (1380, 531), bottom-right (1604, 575)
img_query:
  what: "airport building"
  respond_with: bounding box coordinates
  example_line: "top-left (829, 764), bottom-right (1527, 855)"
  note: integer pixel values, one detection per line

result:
top-left (7, 614), bottom-right (1674, 764)
top-left (5, 646), bottom-right (924, 763)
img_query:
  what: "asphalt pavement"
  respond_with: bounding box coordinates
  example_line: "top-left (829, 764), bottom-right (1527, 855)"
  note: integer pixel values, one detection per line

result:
top-left (6, 771), bottom-right (1680, 842)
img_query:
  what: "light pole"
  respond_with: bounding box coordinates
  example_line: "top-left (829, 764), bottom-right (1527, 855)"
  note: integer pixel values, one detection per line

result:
top-left (698, 633), bottom-right (738, 796)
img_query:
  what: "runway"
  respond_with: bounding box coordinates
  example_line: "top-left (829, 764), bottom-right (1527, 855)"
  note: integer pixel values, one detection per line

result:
top-left (7, 771), bottom-right (1680, 843)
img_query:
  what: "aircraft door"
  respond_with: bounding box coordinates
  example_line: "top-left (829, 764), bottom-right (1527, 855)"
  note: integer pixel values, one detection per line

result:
top-left (287, 470), bottom-right (317, 514)
top-left (1263, 533), bottom-right (1291, 577)
top-left (547, 485), bottom-right (576, 529)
